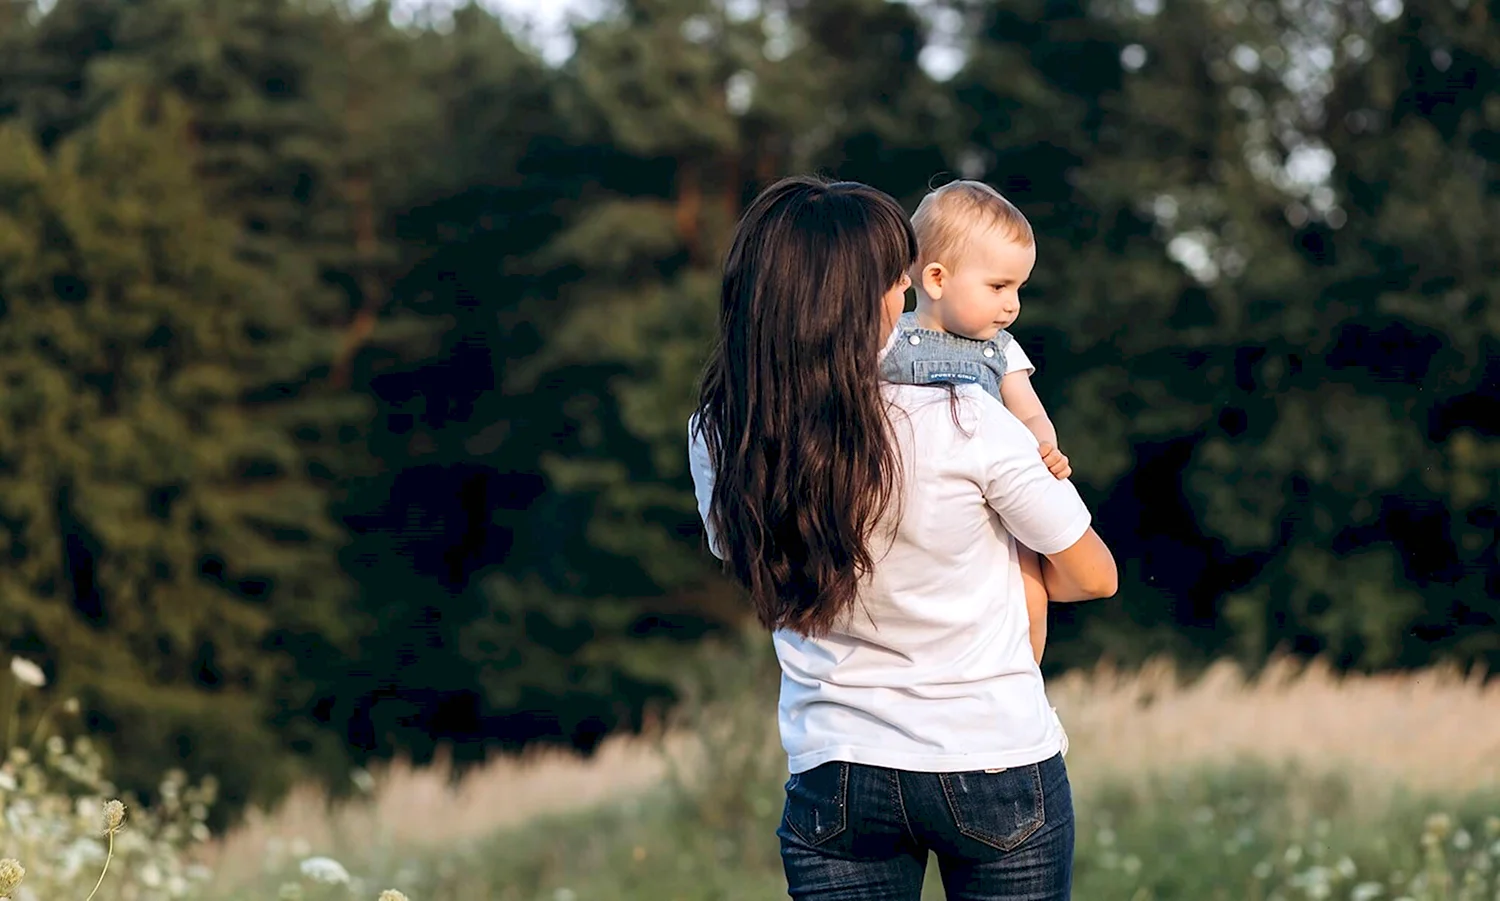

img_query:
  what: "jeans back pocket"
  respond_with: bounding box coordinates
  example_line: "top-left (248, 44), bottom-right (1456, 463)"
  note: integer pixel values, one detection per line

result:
top-left (782, 762), bottom-right (849, 847)
top-left (938, 764), bottom-right (1045, 852)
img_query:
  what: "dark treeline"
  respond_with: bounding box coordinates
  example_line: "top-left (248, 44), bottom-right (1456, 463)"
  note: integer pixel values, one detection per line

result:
top-left (0, 0), bottom-right (1494, 821)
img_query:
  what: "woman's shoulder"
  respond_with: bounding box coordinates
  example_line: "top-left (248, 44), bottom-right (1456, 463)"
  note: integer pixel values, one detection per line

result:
top-left (886, 382), bottom-right (1036, 455)
top-left (884, 382), bottom-right (1024, 442)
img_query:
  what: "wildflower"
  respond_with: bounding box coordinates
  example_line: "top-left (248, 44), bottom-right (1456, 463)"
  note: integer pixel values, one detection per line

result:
top-left (1452, 828), bottom-right (1472, 850)
top-left (9, 658), bottom-right (45, 688)
top-left (1336, 856), bottom-right (1358, 878)
top-left (0, 772), bottom-right (15, 792)
top-left (300, 856), bottom-right (352, 885)
top-left (379, 892), bottom-right (410, 901)
top-left (1351, 883), bottom-right (1383, 901)
top-left (1425, 813), bottom-right (1453, 840)
top-left (103, 799), bottom-right (126, 833)
top-left (135, 861), bottom-right (162, 887)
top-left (85, 800), bottom-right (126, 901)
top-left (0, 858), bottom-right (24, 897)
top-left (350, 768), bottom-right (376, 794)
top-left (64, 697), bottom-right (80, 714)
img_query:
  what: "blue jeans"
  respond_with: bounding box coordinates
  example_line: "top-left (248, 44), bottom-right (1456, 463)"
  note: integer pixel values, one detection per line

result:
top-left (778, 754), bottom-right (1074, 901)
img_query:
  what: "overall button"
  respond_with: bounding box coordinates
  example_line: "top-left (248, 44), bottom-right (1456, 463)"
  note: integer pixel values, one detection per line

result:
top-left (982, 346), bottom-right (996, 357)
top-left (909, 335), bottom-right (921, 345)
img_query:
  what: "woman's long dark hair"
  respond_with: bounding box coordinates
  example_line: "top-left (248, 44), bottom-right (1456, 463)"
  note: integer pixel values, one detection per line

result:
top-left (694, 176), bottom-right (918, 637)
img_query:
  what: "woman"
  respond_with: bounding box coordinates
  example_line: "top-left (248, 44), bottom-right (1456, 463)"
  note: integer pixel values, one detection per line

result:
top-left (687, 176), bottom-right (1117, 901)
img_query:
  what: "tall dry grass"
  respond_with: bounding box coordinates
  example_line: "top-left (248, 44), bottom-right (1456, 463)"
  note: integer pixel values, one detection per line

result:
top-left (201, 656), bottom-right (1500, 889)
top-left (198, 735), bottom-right (691, 889)
top-left (1051, 656), bottom-right (1500, 792)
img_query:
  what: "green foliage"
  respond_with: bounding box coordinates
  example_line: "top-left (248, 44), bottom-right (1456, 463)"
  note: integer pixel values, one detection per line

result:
top-left (0, 88), bottom-right (361, 811)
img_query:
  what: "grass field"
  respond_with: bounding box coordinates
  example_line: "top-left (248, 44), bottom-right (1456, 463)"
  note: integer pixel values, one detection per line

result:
top-left (188, 649), bottom-right (1500, 901)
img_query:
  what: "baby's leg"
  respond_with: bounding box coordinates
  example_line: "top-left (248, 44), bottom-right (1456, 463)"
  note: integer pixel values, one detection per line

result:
top-left (1018, 544), bottom-right (1048, 665)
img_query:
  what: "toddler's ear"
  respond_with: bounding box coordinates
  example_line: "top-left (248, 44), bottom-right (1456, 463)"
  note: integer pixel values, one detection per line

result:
top-left (921, 262), bottom-right (948, 300)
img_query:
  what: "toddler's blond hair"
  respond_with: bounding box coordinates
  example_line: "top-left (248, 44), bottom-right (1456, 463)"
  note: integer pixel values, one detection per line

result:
top-left (911, 180), bottom-right (1034, 279)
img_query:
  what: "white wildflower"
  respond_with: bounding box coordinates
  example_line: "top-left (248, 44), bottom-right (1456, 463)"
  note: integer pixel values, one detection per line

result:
top-left (350, 768), bottom-right (376, 794)
top-left (9, 658), bottom-right (45, 688)
top-left (1453, 828), bottom-right (1472, 850)
top-left (103, 799), bottom-right (126, 832)
top-left (1425, 813), bottom-right (1452, 838)
top-left (1351, 883), bottom-right (1383, 901)
top-left (0, 858), bottom-right (24, 896)
top-left (139, 861), bottom-right (163, 887)
top-left (1336, 856), bottom-right (1357, 878)
top-left (379, 892), bottom-right (410, 901)
top-left (299, 856), bottom-right (351, 885)
top-left (0, 772), bottom-right (15, 792)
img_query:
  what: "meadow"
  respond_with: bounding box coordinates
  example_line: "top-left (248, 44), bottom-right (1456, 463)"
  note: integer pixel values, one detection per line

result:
top-left (4, 646), bottom-right (1499, 901)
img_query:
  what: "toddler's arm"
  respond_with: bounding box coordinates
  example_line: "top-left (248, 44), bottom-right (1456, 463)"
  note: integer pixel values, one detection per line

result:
top-left (1000, 370), bottom-right (1070, 480)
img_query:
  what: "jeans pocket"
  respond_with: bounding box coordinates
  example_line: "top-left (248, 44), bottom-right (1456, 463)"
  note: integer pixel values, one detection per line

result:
top-left (782, 762), bottom-right (849, 847)
top-left (939, 764), bottom-right (1045, 852)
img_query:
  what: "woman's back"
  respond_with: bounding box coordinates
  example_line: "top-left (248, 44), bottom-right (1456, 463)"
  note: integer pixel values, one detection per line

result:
top-left (689, 175), bottom-right (1112, 900)
top-left (690, 381), bottom-right (1091, 774)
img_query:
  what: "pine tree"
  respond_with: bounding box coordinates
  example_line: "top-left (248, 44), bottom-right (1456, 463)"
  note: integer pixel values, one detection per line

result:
top-left (0, 88), bottom-right (359, 810)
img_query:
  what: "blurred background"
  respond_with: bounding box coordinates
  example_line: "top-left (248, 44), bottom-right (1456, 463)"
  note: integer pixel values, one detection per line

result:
top-left (0, 0), bottom-right (1497, 896)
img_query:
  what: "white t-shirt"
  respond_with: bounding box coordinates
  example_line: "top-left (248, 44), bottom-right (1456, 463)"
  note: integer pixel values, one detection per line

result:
top-left (1002, 332), bottom-right (1034, 376)
top-left (687, 382), bottom-right (1091, 774)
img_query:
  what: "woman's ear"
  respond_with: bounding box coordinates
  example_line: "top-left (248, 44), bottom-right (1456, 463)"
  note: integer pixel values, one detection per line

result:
top-left (921, 262), bottom-right (948, 301)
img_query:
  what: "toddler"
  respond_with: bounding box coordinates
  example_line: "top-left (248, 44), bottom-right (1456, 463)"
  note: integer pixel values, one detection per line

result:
top-left (880, 179), bottom-right (1072, 670)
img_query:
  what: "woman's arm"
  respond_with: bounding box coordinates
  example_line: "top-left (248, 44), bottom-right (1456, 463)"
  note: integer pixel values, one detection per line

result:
top-left (1040, 528), bottom-right (1118, 602)
top-left (973, 395), bottom-right (1117, 601)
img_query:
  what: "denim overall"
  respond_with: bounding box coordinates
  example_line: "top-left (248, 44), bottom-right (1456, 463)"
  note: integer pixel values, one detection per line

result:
top-left (879, 311), bottom-right (1014, 402)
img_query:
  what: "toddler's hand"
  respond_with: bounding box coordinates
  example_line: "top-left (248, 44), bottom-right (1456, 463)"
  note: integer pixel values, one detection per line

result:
top-left (1038, 443), bottom-right (1071, 480)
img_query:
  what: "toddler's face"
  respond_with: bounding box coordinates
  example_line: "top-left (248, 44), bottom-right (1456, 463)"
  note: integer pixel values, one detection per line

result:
top-left (924, 232), bottom-right (1036, 341)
